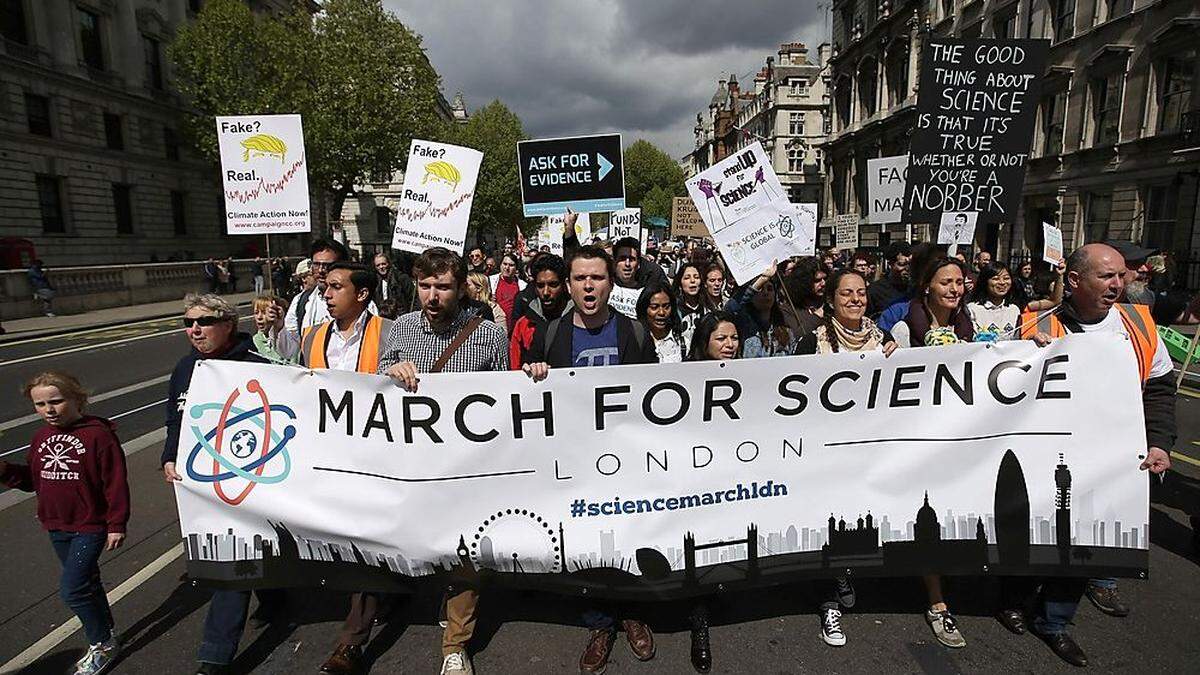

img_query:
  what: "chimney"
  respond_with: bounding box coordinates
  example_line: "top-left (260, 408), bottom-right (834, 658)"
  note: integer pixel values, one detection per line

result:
top-left (818, 42), bottom-right (832, 66)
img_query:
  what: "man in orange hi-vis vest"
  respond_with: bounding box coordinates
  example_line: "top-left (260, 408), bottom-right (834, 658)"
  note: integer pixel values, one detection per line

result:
top-left (1002, 243), bottom-right (1175, 667)
top-left (299, 263), bottom-right (392, 373)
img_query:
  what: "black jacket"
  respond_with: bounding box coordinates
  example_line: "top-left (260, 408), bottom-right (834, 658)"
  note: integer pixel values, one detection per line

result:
top-left (526, 308), bottom-right (658, 367)
top-left (161, 333), bottom-right (267, 467)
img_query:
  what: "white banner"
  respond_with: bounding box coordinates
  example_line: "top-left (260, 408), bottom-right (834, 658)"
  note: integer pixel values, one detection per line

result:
top-left (176, 335), bottom-right (1149, 596)
top-left (391, 140), bottom-right (483, 255)
top-left (867, 155), bottom-right (908, 225)
top-left (217, 114), bottom-right (311, 234)
top-left (536, 213), bottom-right (591, 255)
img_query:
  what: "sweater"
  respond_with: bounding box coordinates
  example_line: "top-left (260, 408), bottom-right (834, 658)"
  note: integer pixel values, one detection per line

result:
top-left (0, 416), bottom-right (130, 534)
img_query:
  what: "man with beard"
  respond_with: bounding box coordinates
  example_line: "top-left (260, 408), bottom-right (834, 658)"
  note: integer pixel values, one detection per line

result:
top-left (1011, 243), bottom-right (1173, 666)
top-left (508, 253), bottom-right (569, 369)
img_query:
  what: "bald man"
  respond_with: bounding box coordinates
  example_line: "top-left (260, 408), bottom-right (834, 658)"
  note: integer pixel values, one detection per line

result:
top-left (1012, 243), bottom-right (1174, 666)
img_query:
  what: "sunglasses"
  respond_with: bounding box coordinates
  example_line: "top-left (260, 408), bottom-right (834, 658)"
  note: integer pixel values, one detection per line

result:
top-left (182, 316), bottom-right (226, 328)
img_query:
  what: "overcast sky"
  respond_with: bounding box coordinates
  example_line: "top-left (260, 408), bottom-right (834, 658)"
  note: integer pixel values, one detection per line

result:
top-left (385, 1), bottom-right (828, 160)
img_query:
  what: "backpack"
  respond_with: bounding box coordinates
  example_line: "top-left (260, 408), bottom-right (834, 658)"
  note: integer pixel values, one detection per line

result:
top-left (544, 312), bottom-right (647, 362)
top-left (294, 287), bottom-right (315, 328)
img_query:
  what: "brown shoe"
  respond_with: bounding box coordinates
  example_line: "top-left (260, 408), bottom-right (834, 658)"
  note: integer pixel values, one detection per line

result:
top-left (621, 619), bottom-right (655, 661)
top-left (320, 644), bottom-right (364, 674)
top-left (579, 628), bottom-right (615, 674)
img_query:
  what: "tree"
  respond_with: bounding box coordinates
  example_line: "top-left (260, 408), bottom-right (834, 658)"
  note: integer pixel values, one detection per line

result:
top-left (169, 0), bottom-right (446, 223)
top-left (622, 139), bottom-right (686, 215)
top-left (453, 100), bottom-right (527, 237)
top-left (641, 184), bottom-right (674, 221)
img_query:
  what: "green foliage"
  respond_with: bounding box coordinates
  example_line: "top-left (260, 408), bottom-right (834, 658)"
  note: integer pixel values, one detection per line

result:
top-left (452, 100), bottom-right (528, 236)
top-left (169, 0), bottom-right (445, 214)
top-left (622, 139), bottom-right (686, 214)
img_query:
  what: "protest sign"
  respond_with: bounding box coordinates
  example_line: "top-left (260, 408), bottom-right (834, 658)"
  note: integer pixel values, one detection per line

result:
top-left (685, 143), bottom-right (786, 235)
top-left (937, 211), bottom-right (979, 244)
top-left (391, 140), bottom-right (483, 255)
top-left (608, 285), bottom-right (641, 318)
top-left (1042, 222), bottom-right (1064, 264)
top-left (714, 201), bottom-right (818, 284)
top-left (834, 214), bottom-right (859, 250)
top-left (671, 197), bottom-right (710, 238)
top-left (518, 134), bottom-right (625, 216)
top-left (902, 39), bottom-right (1049, 225)
top-left (867, 155), bottom-right (908, 224)
top-left (610, 208), bottom-right (642, 241)
top-left (177, 334), bottom-right (1149, 598)
top-left (216, 114), bottom-right (311, 234)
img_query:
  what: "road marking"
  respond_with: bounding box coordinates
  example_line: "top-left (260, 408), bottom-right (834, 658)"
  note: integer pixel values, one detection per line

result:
top-left (1, 400), bottom-right (167, 459)
top-left (0, 428), bottom-right (167, 511)
top-left (0, 374), bottom-right (171, 432)
top-left (1171, 451), bottom-right (1200, 468)
top-left (0, 314), bottom-right (183, 348)
top-left (0, 316), bottom-right (251, 367)
top-left (0, 545), bottom-right (183, 674)
top-left (1178, 387), bottom-right (1200, 399)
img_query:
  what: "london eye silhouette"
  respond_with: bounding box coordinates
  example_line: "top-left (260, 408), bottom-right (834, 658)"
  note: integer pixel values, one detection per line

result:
top-left (469, 508), bottom-right (561, 573)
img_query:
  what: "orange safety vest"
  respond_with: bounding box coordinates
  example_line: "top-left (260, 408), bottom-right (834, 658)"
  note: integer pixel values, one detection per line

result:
top-left (1019, 303), bottom-right (1157, 382)
top-left (301, 314), bottom-right (390, 373)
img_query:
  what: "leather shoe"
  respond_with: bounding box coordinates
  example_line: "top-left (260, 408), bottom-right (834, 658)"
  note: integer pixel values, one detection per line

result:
top-left (996, 608), bottom-right (1026, 635)
top-left (320, 644), bottom-right (364, 674)
top-left (1085, 584), bottom-right (1129, 617)
top-left (1039, 632), bottom-right (1088, 667)
top-left (579, 628), bottom-right (615, 674)
top-left (690, 618), bottom-right (712, 673)
top-left (622, 619), bottom-right (655, 661)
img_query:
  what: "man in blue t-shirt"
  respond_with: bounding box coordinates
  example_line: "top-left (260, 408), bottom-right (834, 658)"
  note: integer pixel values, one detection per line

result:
top-left (522, 245), bottom-right (657, 674)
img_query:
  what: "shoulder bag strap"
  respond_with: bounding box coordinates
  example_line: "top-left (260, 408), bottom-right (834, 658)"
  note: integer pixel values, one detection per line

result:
top-left (431, 315), bottom-right (484, 373)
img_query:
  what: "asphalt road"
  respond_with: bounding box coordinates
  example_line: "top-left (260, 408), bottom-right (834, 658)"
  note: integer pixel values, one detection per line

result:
top-left (1, 323), bottom-right (1198, 674)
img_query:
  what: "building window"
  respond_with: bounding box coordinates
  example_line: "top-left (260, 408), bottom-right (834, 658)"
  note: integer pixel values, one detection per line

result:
top-left (835, 78), bottom-right (852, 129)
top-left (1026, 0), bottom-right (1046, 39)
top-left (1104, 0), bottom-right (1132, 22)
top-left (858, 59), bottom-right (878, 120)
top-left (2, 0), bottom-right (28, 44)
top-left (25, 92), bottom-right (50, 136)
top-left (886, 41), bottom-right (910, 107)
top-left (1041, 91), bottom-right (1066, 156)
top-left (164, 126), bottom-right (181, 160)
top-left (78, 8), bottom-right (104, 70)
top-left (113, 184), bottom-right (133, 233)
top-left (103, 112), bottom-right (123, 150)
top-left (1158, 52), bottom-right (1194, 136)
top-left (36, 174), bottom-right (65, 233)
top-left (143, 35), bottom-right (163, 90)
top-left (375, 207), bottom-right (393, 235)
top-left (1053, 0), bottom-right (1074, 42)
top-left (993, 12), bottom-right (1016, 39)
top-left (1083, 193), bottom-right (1111, 242)
top-left (788, 146), bottom-right (805, 173)
top-left (790, 79), bottom-right (807, 97)
top-left (1142, 185), bottom-right (1177, 251)
top-left (941, 0), bottom-right (954, 21)
top-left (171, 190), bottom-right (186, 235)
top-left (1091, 73), bottom-right (1122, 146)
top-left (841, 6), bottom-right (854, 44)
top-left (789, 112), bottom-right (805, 136)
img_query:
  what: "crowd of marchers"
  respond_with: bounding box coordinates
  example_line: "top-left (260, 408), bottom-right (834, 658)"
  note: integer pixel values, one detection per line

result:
top-left (4, 212), bottom-right (1196, 675)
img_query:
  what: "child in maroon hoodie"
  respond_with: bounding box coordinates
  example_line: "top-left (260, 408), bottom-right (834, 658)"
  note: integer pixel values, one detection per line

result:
top-left (1, 371), bottom-right (129, 675)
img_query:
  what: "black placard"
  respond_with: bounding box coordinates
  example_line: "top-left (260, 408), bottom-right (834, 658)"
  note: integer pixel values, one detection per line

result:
top-left (902, 38), bottom-right (1050, 225)
top-left (517, 134), bottom-right (625, 217)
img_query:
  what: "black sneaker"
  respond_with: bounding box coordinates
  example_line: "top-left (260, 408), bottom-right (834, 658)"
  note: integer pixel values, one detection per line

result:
top-left (1085, 583), bottom-right (1129, 617)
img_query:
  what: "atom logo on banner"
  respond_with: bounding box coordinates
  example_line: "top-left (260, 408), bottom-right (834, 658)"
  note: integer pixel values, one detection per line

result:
top-left (186, 378), bottom-right (296, 506)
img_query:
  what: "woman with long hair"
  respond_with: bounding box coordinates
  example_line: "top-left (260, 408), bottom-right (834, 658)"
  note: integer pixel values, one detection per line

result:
top-left (783, 256), bottom-right (828, 335)
top-left (890, 257), bottom-right (973, 348)
top-left (637, 283), bottom-right (686, 363)
top-left (673, 262), bottom-right (708, 347)
top-left (466, 271), bottom-right (507, 337)
top-left (701, 263), bottom-right (728, 311)
top-left (797, 270), bottom-right (898, 357)
top-left (725, 261), bottom-right (798, 357)
top-left (966, 262), bottom-right (1022, 342)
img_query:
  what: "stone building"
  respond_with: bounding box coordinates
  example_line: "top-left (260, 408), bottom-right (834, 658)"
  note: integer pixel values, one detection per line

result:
top-left (685, 41), bottom-right (831, 213)
top-left (0, 0), bottom-right (317, 268)
top-left (821, 0), bottom-right (1200, 281)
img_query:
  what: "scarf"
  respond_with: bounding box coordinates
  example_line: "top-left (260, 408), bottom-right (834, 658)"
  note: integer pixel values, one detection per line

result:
top-left (903, 298), bottom-right (974, 347)
top-left (815, 316), bottom-right (884, 354)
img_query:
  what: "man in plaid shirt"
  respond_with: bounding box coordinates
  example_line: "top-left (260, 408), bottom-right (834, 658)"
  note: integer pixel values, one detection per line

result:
top-left (319, 248), bottom-right (504, 675)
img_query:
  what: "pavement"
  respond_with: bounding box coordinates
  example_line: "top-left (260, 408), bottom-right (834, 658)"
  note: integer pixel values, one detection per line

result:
top-left (0, 293), bottom-right (258, 344)
top-left (0, 308), bottom-right (1199, 674)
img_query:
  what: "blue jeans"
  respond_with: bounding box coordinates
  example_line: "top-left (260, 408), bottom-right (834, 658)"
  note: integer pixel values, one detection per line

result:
top-left (1033, 578), bottom-right (1086, 636)
top-left (1088, 577), bottom-right (1117, 590)
top-left (49, 531), bottom-right (114, 645)
top-left (198, 589), bottom-right (285, 665)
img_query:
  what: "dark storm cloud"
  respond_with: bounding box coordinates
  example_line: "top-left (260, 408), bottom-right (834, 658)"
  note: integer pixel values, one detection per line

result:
top-left (385, 1), bottom-right (825, 156)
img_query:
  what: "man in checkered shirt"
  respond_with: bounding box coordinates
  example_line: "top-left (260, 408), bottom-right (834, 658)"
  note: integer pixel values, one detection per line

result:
top-left (369, 247), bottom-right (504, 675)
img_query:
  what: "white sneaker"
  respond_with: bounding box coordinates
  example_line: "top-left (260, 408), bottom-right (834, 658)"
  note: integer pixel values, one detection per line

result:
top-left (74, 636), bottom-right (120, 675)
top-left (440, 651), bottom-right (473, 674)
top-left (835, 576), bottom-right (856, 608)
top-left (820, 606), bottom-right (846, 647)
top-left (925, 609), bottom-right (967, 649)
